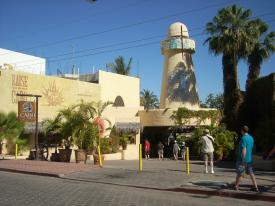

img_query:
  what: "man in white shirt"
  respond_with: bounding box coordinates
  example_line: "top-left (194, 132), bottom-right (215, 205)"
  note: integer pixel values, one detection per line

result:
top-left (201, 129), bottom-right (215, 174)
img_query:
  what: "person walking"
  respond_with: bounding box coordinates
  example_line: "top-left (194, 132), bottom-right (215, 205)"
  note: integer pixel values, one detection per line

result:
top-left (235, 126), bottom-right (259, 192)
top-left (180, 141), bottom-right (186, 161)
top-left (173, 140), bottom-right (179, 160)
top-left (144, 139), bottom-right (151, 160)
top-left (201, 129), bottom-right (215, 174)
top-left (158, 141), bottom-right (164, 160)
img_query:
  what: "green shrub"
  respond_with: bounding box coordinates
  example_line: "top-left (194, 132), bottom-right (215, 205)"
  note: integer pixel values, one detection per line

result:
top-left (100, 138), bottom-right (112, 154)
top-left (190, 124), bottom-right (236, 160)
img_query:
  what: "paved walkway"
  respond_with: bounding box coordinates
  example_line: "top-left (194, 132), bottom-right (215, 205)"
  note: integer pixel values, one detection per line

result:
top-left (0, 157), bottom-right (274, 202)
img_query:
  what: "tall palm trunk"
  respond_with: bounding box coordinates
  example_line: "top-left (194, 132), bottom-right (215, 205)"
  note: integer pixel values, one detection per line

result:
top-left (246, 63), bottom-right (260, 91)
top-left (222, 54), bottom-right (243, 130)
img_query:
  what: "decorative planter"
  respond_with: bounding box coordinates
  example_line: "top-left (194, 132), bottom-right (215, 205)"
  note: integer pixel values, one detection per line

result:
top-left (122, 143), bottom-right (127, 150)
top-left (50, 152), bottom-right (60, 162)
top-left (75, 149), bottom-right (87, 163)
top-left (59, 148), bottom-right (72, 162)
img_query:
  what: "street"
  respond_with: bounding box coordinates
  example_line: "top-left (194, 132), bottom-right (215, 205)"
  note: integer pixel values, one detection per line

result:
top-left (0, 171), bottom-right (273, 206)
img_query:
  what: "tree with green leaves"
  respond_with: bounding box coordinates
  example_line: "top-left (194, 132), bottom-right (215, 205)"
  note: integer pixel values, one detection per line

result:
top-left (200, 93), bottom-right (224, 110)
top-left (108, 56), bottom-right (132, 75)
top-left (204, 5), bottom-right (263, 130)
top-left (140, 89), bottom-right (159, 111)
top-left (246, 31), bottom-right (275, 90)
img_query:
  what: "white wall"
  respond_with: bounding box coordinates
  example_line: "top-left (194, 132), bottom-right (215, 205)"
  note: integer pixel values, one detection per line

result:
top-left (0, 48), bottom-right (46, 75)
top-left (98, 70), bottom-right (140, 107)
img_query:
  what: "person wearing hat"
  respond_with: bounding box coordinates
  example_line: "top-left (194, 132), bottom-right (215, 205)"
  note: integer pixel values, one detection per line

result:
top-left (173, 140), bottom-right (180, 160)
top-left (201, 129), bottom-right (215, 174)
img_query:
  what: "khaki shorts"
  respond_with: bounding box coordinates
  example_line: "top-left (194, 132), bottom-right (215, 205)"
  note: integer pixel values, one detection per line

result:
top-left (203, 152), bottom-right (213, 161)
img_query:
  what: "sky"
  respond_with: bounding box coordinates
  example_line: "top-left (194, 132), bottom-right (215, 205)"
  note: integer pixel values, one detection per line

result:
top-left (0, 0), bottom-right (274, 102)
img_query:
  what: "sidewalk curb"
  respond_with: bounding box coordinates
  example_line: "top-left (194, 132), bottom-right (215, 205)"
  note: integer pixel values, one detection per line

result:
top-left (60, 176), bottom-right (275, 203)
top-left (0, 168), bottom-right (63, 178)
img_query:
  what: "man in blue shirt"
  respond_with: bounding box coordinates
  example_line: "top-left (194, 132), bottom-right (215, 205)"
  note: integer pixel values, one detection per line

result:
top-left (235, 126), bottom-right (259, 192)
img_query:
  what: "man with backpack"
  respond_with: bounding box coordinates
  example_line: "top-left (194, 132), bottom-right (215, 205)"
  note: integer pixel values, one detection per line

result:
top-left (201, 129), bottom-right (215, 174)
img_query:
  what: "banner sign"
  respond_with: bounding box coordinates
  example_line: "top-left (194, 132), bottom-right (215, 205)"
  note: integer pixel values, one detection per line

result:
top-left (18, 101), bottom-right (36, 122)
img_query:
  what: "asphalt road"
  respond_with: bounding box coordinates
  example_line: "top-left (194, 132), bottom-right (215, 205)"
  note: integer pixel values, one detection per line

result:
top-left (0, 171), bottom-right (273, 206)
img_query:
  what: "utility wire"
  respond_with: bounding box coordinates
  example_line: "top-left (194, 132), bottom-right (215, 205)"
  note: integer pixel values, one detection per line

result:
top-left (0, 0), bottom-right (238, 56)
top-left (8, 14), bottom-right (275, 66)
top-left (2, 0), bottom-right (155, 42)
top-left (11, 17), bottom-right (275, 69)
top-left (13, 16), bottom-right (275, 69)
top-left (10, 32), bottom-right (205, 69)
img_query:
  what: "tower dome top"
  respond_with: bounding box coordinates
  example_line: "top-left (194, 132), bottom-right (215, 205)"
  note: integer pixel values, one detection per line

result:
top-left (168, 22), bottom-right (189, 38)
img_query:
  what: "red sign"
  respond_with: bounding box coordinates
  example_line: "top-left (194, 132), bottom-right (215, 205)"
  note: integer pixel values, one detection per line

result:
top-left (18, 101), bottom-right (36, 122)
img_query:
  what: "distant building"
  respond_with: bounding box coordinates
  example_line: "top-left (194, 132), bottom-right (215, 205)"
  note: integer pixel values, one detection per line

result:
top-left (0, 48), bottom-right (46, 75)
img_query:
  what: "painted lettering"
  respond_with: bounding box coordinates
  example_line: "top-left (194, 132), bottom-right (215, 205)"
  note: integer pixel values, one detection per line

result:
top-left (12, 74), bottom-right (28, 87)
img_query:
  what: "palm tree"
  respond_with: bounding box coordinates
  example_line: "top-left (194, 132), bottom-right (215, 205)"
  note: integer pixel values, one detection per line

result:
top-left (0, 111), bottom-right (24, 154)
top-left (246, 31), bottom-right (275, 90)
top-left (109, 56), bottom-right (132, 75)
top-left (140, 89), bottom-right (159, 111)
top-left (204, 5), bottom-right (261, 130)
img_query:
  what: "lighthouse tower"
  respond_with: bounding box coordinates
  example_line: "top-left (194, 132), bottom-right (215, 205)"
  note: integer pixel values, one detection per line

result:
top-left (160, 22), bottom-right (199, 109)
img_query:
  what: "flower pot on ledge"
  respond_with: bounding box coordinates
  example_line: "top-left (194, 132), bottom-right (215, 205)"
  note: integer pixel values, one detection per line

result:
top-left (75, 149), bottom-right (87, 163)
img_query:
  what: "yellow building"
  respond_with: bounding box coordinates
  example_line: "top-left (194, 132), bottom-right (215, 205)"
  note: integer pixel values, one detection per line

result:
top-left (0, 68), bottom-right (142, 160)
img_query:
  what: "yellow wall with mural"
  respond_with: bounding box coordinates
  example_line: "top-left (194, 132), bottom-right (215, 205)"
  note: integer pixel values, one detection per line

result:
top-left (0, 69), bottom-right (101, 121)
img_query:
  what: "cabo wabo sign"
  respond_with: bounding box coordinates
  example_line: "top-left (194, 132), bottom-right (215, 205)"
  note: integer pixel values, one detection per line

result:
top-left (18, 101), bottom-right (36, 122)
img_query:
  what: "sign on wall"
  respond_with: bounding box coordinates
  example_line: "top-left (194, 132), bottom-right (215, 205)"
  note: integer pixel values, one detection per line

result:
top-left (18, 101), bottom-right (36, 122)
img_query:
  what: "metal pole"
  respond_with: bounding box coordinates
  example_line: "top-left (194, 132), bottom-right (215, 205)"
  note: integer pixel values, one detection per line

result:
top-left (186, 147), bottom-right (190, 175)
top-left (35, 97), bottom-right (39, 160)
top-left (139, 144), bottom-right (142, 172)
top-left (98, 145), bottom-right (102, 168)
top-left (15, 144), bottom-right (18, 160)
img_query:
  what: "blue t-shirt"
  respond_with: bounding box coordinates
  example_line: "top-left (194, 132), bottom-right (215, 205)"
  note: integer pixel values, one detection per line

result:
top-left (238, 133), bottom-right (254, 163)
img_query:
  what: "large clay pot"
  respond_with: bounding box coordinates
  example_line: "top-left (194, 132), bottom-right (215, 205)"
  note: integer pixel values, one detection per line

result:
top-left (59, 148), bottom-right (72, 162)
top-left (75, 149), bottom-right (87, 163)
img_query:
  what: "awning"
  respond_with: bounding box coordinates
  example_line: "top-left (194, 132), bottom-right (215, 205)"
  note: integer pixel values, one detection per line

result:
top-left (23, 122), bottom-right (43, 134)
top-left (115, 122), bottom-right (140, 133)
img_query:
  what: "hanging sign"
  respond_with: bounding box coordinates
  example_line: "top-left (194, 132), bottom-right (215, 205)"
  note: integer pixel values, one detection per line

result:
top-left (18, 101), bottom-right (36, 122)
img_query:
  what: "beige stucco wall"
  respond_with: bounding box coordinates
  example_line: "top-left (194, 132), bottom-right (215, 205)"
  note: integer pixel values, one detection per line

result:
top-left (160, 50), bottom-right (200, 110)
top-left (0, 69), bottom-right (142, 160)
top-left (98, 70), bottom-right (140, 107)
top-left (0, 69), bottom-right (100, 120)
top-left (139, 109), bottom-right (214, 127)
top-left (103, 107), bottom-right (142, 160)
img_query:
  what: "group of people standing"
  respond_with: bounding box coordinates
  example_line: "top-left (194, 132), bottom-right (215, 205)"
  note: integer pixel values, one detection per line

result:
top-left (144, 125), bottom-right (261, 192)
top-left (144, 137), bottom-right (186, 161)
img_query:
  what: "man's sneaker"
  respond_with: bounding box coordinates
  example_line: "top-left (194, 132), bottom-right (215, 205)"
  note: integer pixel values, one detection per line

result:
top-left (210, 170), bottom-right (215, 174)
top-left (205, 170), bottom-right (208, 174)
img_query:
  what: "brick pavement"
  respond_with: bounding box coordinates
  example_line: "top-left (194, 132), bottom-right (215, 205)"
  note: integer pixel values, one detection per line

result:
top-left (0, 159), bottom-right (99, 177)
top-left (0, 158), bottom-right (274, 202)
top-left (2, 171), bottom-right (273, 206)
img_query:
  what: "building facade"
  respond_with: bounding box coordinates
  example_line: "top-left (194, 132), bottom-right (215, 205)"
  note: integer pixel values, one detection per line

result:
top-left (0, 68), bottom-right (141, 160)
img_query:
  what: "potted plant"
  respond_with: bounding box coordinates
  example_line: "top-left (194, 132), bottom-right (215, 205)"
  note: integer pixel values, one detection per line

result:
top-left (119, 134), bottom-right (129, 150)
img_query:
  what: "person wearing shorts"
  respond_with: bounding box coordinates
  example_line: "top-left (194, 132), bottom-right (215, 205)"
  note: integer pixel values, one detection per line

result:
top-left (235, 126), bottom-right (259, 192)
top-left (158, 141), bottom-right (164, 160)
top-left (201, 129), bottom-right (215, 174)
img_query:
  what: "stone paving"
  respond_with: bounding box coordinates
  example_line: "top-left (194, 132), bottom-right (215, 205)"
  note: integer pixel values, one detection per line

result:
top-left (0, 158), bottom-right (274, 202)
top-left (1, 171), bottom-right (273, 206)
